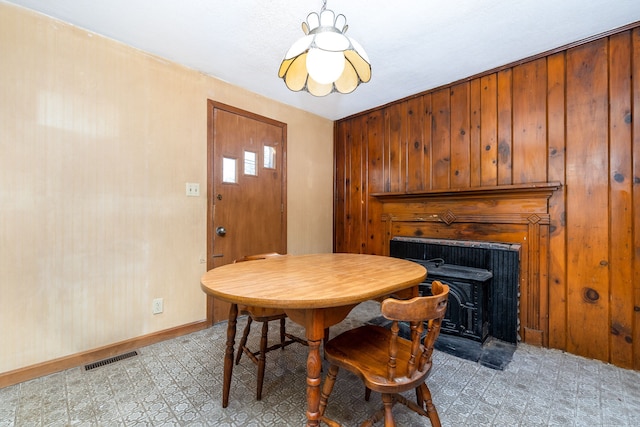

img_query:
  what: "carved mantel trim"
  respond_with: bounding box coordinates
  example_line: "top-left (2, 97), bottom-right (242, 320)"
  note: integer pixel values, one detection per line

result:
top-left (374, 182), bottom-right (562, 348)
top-left (371, 181), bottom-right (562, 202)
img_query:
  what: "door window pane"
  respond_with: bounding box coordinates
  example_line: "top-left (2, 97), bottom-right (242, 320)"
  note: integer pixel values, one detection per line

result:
top-left (264, 145), bottom-right (276, 169)
top-left (244, 151), bottom-right (257, 176)
top-left (222, 157), bottom-right (237, 183)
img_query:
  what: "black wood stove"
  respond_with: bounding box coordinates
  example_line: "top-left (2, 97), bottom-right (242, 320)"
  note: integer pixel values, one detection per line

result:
top-left (417, 260), bottom-right (492, 343)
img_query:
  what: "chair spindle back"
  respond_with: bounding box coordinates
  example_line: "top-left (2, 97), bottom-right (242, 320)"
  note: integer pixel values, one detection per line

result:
top-left (380, 281), bottom-right (449, 381)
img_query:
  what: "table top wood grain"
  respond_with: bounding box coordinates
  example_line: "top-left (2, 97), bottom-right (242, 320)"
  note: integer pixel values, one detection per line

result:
top-left (200, 253), bottom-right (427, 309)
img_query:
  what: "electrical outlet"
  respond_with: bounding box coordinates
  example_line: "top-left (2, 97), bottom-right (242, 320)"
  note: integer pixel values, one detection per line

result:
top-left (152, 298), bottom-right (164, 314)
top-left (186, 182), bottom-right (200, 197)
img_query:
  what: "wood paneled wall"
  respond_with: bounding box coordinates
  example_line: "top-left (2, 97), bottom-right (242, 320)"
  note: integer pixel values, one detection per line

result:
top-left (334, 26), bottom-right (640, 369)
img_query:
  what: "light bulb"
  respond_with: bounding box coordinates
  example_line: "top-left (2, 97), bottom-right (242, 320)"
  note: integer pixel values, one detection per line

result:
top-left (306, 48), bottom-right (345, 85)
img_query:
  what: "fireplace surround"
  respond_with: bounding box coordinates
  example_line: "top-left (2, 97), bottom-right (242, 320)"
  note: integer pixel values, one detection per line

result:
top-left (373, 181), bottom-right (561, 347)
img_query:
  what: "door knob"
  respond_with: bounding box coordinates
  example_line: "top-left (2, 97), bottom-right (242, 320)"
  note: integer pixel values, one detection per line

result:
top-left (216, 226), bottom-right (227, 236)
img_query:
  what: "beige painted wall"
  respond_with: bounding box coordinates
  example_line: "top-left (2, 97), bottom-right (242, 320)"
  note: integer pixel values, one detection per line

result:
top-left (0, 3), bottom-right (334, 374)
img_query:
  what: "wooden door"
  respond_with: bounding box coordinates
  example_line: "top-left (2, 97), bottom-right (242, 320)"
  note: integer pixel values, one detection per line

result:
top-left (206, 101), bottom-right (287, 323)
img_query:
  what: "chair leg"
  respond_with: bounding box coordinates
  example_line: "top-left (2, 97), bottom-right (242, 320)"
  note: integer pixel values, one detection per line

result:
top-left (319, 365), bottom-right (339, 417)
top-left (279, 317), bottom-right (286, 349)
top-left (365, 387), bottom-right (372, 401)
top-left (361, 408), bottom-right (384, 427)
top-left (222, 304), bottom-right (238, 409)
top-left (420, 383), bottom-right (441, 427)
top-left (415, 385), bottom-right (423, 408)
top-left (235, 316), bottom-right (253, 365)
top-left (256, 320), bottom-right (269, 401)
top-left (381, 394), bottom-right (396, 427)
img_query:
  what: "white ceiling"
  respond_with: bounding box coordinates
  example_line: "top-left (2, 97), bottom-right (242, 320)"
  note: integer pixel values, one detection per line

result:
top-left (5, 0), bottom-right (640, 120)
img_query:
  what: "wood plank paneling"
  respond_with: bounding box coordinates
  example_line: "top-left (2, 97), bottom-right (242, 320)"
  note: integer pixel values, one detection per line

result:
top-left (450, 83), bottom-right (471, 188)
top-left (366, 111), bottom-right (385, 255)
top-left (384, 103), bottom-right (406, 192)
top-left (608, 31), bottom-right (634, 368)
top-left (431, 89), bottom-right (451, 189)
top-left (366, 112), bottom-right (385, 194)
top-left (547, 51), bottom-right (568, 350)
top-left (348, 116), bottom-right (365, 252)
top-left (565, 40), bottom-right (610, 361)
top-left (469, 80), bottom-right (482, 187)
top-left (537, 224), bottom-right (550, 346)
top-left (334, 23), bottom-right (640, 368)
top-left (631, 28), bottom-right (640, 370)
top-left (333, 120), bottom-right (348, 253)
top-left (406, 97), bottom-right (425, 192)
top-left (422, 94), bottom-right (434, 189)
top-left (513, 59), bottom-right (547, 184)
top-left (497, 69), bottom-right (513, 185)
top-left (480, 74), bottom-right (498, 186)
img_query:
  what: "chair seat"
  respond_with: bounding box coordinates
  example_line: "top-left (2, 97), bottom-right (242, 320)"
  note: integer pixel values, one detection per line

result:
top-left (320, 281), bottom-right (449, 427)
top-left (324, 325), bottom-right (431, 394)
top-left (239, 305), bottom-right (287, 321)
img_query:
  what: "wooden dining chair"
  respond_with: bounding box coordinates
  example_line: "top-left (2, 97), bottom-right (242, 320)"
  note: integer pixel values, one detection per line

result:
top-left (319, 280), bottom-right (449, 427)
top-left (230, 253), bottom-right (307, 402)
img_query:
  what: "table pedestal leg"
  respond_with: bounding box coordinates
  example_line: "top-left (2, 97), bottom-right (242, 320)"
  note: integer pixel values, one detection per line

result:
top-left (222, 303), bottom-right (238, 408)
top-left (286, 306), bottom-right (355, 427)
top-left (305, 338), bottom-right (322, 427)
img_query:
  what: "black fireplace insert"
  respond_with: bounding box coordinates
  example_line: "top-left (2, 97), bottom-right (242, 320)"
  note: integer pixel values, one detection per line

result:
top-left (390, 237), bottom-right (520, 344)
top-left (384, 237), bottom-right (520, 370)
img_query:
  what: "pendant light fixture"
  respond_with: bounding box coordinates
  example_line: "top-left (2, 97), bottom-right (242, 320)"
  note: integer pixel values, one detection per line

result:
top-left (278, 0), bottom-right (371, 96)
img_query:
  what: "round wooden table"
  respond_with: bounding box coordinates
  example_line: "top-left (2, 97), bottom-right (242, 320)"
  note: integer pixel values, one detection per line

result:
top-left (200, 253), bottom-right (427, 427)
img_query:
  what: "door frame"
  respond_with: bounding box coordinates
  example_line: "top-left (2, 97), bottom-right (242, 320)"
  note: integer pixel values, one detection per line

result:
top-left (206, 100), bottom-right (287, 324)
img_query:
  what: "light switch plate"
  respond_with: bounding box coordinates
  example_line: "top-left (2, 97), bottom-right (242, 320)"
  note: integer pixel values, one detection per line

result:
top-left (186, 182), bottom-right (200, 197)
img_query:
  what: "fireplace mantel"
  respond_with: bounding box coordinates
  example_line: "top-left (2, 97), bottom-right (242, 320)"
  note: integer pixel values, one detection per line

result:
top-left (374, 181), bottom-right (562, 347)
top-left (371, 181), bottom-right (561, 202)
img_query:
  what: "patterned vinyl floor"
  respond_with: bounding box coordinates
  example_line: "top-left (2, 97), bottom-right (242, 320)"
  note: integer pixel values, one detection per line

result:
top-left (1, 301), bottom-right (639, 426)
